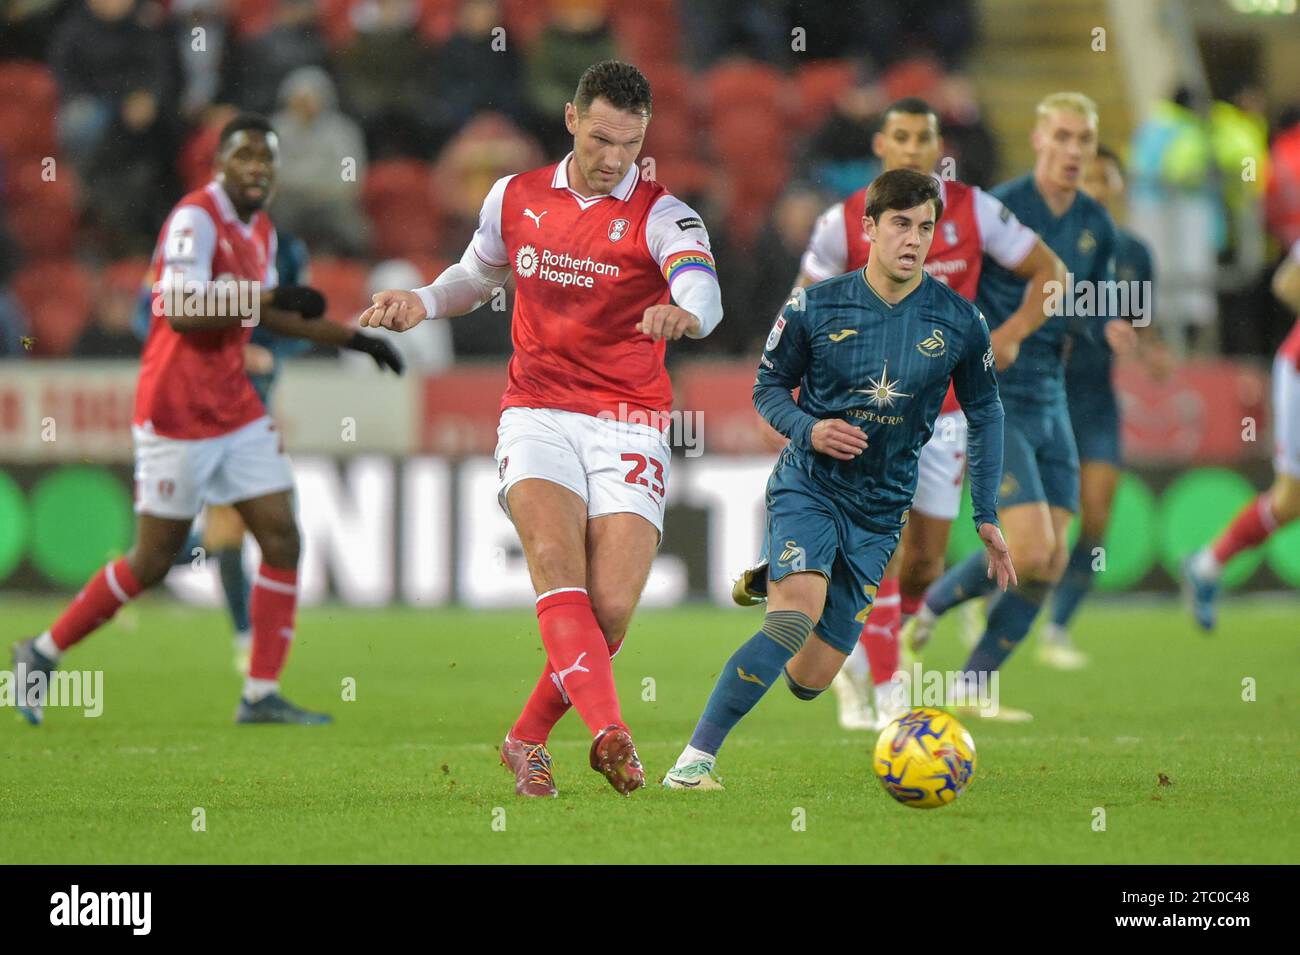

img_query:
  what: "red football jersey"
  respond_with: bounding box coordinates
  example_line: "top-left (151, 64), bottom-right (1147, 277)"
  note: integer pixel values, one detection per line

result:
top-left (134, 182), bottom-right (277, 439)
top-left (471, 156), bottom-right (717, 422)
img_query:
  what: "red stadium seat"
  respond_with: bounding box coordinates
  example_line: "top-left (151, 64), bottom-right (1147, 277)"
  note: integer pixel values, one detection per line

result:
top-left (794, 60), bottom-right (859, 132)
top-left (704, 59), bottom-right (788, 125)
top-left (13, 261), bottom-right (94, 357)
top-left (229, 0), bottom-right (282, 39)
top-left (611, 0), bottom-right (680, 66)
top-left (362, 160), bottom-right (442, 258)
top-left (0, 60), bottom-right (58, 113)
top-left (7, 174), bottom-right (80, 259)
top-left (308, 256), bottom-right (370, 327)
top-left (501, 0), bottom-right (550, 51)
top-left (417, 0), bottom-right (461, 43)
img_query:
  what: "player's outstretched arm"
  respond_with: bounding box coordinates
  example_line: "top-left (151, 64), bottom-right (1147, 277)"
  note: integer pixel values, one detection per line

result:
top-left (951, 308), bottom-right (1006, 561)
top-left (362, 250), bottom-right (511, 332)
top-left (991, 239), bottom-right (1064, 370)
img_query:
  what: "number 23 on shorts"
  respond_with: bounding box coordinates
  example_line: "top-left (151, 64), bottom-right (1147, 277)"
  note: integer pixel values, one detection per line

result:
top-left (621, 453), bottom-right (666, 499)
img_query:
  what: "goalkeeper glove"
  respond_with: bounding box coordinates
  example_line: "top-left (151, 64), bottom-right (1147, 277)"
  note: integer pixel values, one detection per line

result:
top-left (346, 332), bottom-right (404, 375)
top-left (270, 285), bottom-right (327, 319)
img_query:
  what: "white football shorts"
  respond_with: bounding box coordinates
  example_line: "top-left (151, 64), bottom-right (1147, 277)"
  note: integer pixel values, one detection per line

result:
top-left (133, 415), bottom-right (295, 520)
top-left (495, 406), bottom-right (672, 535)
top-left (912, 410), bottom-right (968, 521)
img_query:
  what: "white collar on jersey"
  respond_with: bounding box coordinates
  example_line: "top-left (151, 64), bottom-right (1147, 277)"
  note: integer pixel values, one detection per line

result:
top-left (206, 180), bottom-right (259, 238)
top-left (551, 152), bottom-right (639, 204)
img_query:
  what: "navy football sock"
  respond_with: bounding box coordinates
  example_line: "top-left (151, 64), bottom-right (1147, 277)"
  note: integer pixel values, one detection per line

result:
top-left (924, 550), bottom-right (995, 616)
top-left (216, 547), bottom-right (251, 635)
top-left (689, 610), bottom-right (813, 757)
top-left (963, 581), bottom-right (1050, 676)
top-left (171, 528), bottom-right (204, 567)
top-left (1048, 535), bottom-right (1100, 629)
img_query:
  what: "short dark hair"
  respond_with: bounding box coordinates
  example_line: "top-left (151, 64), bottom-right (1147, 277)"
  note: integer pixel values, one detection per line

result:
top-left (865, 168), bottom-right (943, 223)
top-left (219, 113), bottom-right (275, 150)
top-left (881, 97), bottom-right (940, 133)
top-left (574, 60), bottom-right (652, 118)
top-left (1095, 144), bottom-right (1124, 176)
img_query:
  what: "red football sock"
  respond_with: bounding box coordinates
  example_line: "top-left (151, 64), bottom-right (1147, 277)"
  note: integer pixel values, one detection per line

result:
top-left (900, 590), bottom-right (924, 619)
top-left (49, 558), bottom-right (143, 651)
top-left (248, 564), bottom-right (298, 681)
top-left (1211, 494), bottom-right (1278, 564)
top-left (860, 576), bottom-right (901, 687)
top-left (511, 636), bottom-right (624, 744)
top-left (532, 589), bottom-right (624, 736)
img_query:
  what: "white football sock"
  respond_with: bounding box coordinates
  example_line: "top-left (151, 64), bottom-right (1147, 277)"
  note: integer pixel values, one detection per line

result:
top-left (1191, 548), bottom-right (1222, 582)
top-left (242, 678), bottom-right (278, 703)
top-left (675, 744), bottom-right (714, 769)
top-left (34, 631), bottom-right (60, 662)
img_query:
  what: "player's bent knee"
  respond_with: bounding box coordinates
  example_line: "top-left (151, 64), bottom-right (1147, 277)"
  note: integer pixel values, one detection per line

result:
top-left (761, 609), bottom-right (815, 656)
top-left (257, 523), bottom-right (301, 569)
top-left (782, 666), bottom-right (827, 701)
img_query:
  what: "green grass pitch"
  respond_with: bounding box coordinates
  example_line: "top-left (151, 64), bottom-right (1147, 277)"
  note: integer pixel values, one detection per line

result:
top-left (1, 597), bottom-right (1295, 864)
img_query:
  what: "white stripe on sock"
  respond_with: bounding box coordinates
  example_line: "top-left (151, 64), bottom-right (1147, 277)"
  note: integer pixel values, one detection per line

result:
top-left (536, 586), bottom-right (587, 603)
top-left (104, 562), bottom-right (130, 604)
top-left (253, 574), bottom-right (297, 595)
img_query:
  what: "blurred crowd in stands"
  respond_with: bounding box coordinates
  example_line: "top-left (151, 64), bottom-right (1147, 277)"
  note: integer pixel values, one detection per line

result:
top-left (0, 0), bottom-right (1297, 370)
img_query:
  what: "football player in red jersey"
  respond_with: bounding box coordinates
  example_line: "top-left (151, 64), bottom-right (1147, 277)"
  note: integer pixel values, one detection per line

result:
top-left (737, 98), bottom-right (1064, 730)
top-left (361, 61), bottom-right (724, 796)
top-left (11, 114), bottom-right (403, 727)
top-left (1184, 238), bottom-right (1300, 627)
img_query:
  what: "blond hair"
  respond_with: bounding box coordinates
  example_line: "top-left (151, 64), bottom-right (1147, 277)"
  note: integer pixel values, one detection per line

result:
top-left (1035, 92), bottom-right (1098, 127)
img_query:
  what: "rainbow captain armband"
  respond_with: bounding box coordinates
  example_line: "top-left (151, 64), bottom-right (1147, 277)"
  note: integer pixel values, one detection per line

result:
top-left (662, 250), bottom-right (716, 285)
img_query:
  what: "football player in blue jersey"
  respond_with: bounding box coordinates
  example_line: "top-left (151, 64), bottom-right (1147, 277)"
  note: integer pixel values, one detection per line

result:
top-left (663, 169), bottom-right (1015, 789)
top-left (907, 93), bottom-right (1138, 720)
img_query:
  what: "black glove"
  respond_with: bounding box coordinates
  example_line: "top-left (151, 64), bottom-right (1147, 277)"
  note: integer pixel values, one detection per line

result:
top-left (271, 284), bottom-right (327, 319)
top-left (346, 331), bottom-right (404, 375)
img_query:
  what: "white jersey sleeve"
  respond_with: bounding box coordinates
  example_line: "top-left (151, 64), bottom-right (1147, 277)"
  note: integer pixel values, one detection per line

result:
top-left (263, 227), bottom-right (279, 290)
top-left (1289, 238), bottom-right (1300, 264)
top-left (467, 174), bottom-right (513, 268)
top-left (973, 186), bottom-right (1037, 270)
top-left (645, 194), bottom-right (723, 338)
top-left (157, 204), bottom-right (218, 291)
top-left (800, 202), bottom-right (848, 283)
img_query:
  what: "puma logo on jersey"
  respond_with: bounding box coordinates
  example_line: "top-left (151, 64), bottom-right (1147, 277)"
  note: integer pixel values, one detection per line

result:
top-left (917, 328), bottom-right (946, 357)
top-left (523, 208), bottom-right (548, 228)
top-left (736, 667), bottom-right (766, 687)
top-left (829, 329), bottom-right (857, 342)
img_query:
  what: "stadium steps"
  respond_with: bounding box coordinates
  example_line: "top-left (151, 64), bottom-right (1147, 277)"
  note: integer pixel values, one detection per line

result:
top-left (972, 0), bottom-right (1134, 178)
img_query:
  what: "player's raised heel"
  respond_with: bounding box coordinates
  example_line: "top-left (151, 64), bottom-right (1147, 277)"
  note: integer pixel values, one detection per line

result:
top-left (731, 562), bottom-right (769, 607)
top-left (235, 693), bottom-right (333, 725)
top-left (589, 724), bottom-right (645, 795)
top-left (501, 734), bottom-right (558, 797)
top-left (10, 638), bottom-right (54, 726)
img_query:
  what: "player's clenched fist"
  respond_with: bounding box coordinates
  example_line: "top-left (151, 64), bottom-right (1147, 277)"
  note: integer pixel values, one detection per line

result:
top-left (811, 418), bottom-right (869, 460)
top-left (638, 304), bottom-right (700, 341)
top-left (359, 289), bottom-right (427, 332)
